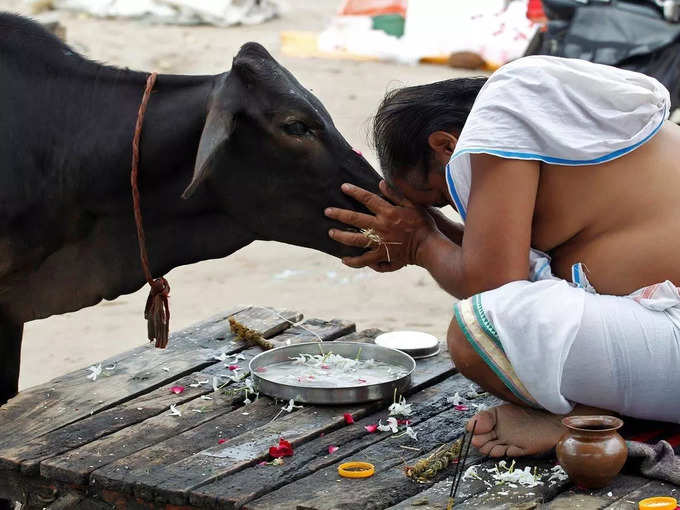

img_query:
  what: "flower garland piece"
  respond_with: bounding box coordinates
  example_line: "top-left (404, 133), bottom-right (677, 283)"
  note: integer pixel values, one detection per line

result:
top-left (229, 317), bottom-right (275, 350)
top-left (404, 438), bottom-right (464, 482)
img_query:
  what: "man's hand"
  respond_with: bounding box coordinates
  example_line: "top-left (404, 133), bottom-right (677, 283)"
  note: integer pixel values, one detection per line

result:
top-left (325, 180), bottom-right (438, 272)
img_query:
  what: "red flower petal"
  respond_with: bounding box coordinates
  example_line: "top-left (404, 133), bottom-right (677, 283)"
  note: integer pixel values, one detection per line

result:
top-left (321, 364), bottom-right (330, 369)
top-left (328, 445), bottom-right (339, 454)
top-left (344, 413), bottom-right (355, 425)
top-left (454, 405), bottom-right (469, 411)
top-left (364, 424), bottom-right (378, 433)
top-left (269, 438), bottom-right (294, 458)
top-left (228, 365), bottom-right (240, 371)
top-left (397, 419), bottom-right (411, 425)
top-left (358, 378), bottom-right (368, 384)
top-left (218, 438), bottom-right (227, 444)
top-left (170, 386), bottom-right (185, 394)
top-left (258, 461), bottom-right (268, 466)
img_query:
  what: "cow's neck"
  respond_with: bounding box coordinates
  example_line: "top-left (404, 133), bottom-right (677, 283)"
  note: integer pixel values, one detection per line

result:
top-left (6, 69), bottom-right (255, 322)
top-left (79, 70), bottom-right (256, 290)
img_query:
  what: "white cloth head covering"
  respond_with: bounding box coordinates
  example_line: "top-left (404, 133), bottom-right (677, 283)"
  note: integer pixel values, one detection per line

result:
top-left (446, 55), bottom-right (670, 222)
top-left (445, 56), bottom-right (670, 286)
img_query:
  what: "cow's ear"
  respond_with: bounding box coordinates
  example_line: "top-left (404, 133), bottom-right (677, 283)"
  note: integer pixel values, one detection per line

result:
top-left (182, 107), bottom-right (235, 199)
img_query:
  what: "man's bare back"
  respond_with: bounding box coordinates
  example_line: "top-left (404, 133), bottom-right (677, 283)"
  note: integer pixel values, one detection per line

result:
top-left (534, 121), bottom-right (680, 296)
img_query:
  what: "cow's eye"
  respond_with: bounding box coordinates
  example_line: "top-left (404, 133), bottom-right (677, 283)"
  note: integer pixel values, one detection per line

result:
top-left (283, 121), bottom-right (309, 136)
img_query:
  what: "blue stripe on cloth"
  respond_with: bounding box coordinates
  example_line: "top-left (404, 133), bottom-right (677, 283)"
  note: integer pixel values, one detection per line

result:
top-left (451, 111), bottom-right (666, 167)
top-left (445, 163), bottom-right (467, 221)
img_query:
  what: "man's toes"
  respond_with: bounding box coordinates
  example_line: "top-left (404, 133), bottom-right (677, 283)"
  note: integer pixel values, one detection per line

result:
top-left (467, 409), bottom-right (496, 435)
top-left (488, 444), bottom-right (510, 458)
top-left (505, 445), bottom-right (528, 457)
top-left (471, 430), bottom-right (497, 449)
top-left (478, 439), bottom-right (504, 456)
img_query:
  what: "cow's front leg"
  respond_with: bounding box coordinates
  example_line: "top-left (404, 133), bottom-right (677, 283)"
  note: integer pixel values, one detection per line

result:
top-left (0, 315), bottom-right (23, 406)
top-left (0, 315), bottom-right (22, 510)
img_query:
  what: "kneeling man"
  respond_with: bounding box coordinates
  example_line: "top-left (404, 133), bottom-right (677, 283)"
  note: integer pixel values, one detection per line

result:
top-left (326, 56), bottom-right (680, 456)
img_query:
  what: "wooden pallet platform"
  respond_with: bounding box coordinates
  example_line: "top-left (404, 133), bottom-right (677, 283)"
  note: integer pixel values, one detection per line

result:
top-left (0, 306), bottom-right (668, 509)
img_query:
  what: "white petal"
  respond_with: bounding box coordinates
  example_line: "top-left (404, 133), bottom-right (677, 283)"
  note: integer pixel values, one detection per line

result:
top-left (447, 392), bottom-right (463, 406)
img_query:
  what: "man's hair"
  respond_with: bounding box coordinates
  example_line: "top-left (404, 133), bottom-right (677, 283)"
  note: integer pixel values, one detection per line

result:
top-left (372, 77), bottom-right (487, 183)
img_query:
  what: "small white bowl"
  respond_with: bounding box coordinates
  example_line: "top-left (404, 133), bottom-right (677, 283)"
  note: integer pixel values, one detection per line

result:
top-left (374, 331), bottom-right (441, 359)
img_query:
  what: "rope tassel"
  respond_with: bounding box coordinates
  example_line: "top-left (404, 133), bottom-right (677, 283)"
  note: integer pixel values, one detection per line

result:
top-left (131, 72), bottom-right (171, 349)
top-left (145, 277), bottom-right (170, 348)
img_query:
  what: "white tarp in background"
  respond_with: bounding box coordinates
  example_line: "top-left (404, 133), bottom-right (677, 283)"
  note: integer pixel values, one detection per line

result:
top-left (319, 0), bottom-right (537, 66)
top-left (27, 0), bottom-right (284, 26)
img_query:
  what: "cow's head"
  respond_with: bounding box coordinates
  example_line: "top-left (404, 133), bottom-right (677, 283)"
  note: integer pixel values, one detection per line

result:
top-left (182, 42), bottom-right (381, 257)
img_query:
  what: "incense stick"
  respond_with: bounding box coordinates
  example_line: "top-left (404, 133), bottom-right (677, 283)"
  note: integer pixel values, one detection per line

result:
top-left (447, 421), bottom-right (476, 509)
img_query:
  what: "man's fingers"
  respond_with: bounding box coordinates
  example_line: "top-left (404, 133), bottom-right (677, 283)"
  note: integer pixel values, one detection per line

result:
top-left (325, 207), bottom-right (377, 230)
top-left (328, 229), bottom-right (375, 248)
top-left (379, 180), bottom-right (407, 206)
top-left (369, 262), bottom-right (398, 273)
top-left (342, 250), bottom-right (384, 268)
top-left (341, 183), bottom-right (391, 214)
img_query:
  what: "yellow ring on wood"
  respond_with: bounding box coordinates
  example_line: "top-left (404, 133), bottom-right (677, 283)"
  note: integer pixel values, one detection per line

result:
top-left (338, 461), bottom-right (375, 478)
top-left (638, 496), bottom-right (677, 510)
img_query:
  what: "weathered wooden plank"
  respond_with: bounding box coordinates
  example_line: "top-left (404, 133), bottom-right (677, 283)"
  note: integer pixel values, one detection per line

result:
top-left (92, 397), bottom-right (283, 498)
top-left (244, 394), bottom-right (490, 510)
top-left (386, 475), bottom-right (481, 510)
top-left (39, 360), bottom-right (256, 486)
top-left (38, 319), bottom-right (352, 486)
top-left (267, 319), bottom-right (355, 348)
top-left (0, 306), bottom-right (298, 454)
top-left (3, 354), bottom-right (252, 476)
top-left (601, 479), bottom-right (680, 509)
top-left (451, 459), bottom-right (571, 509)
top-left (189, 374), bottom-right (494, 509)
top-left (390, 461), bottom-right (656, 510)
top-left (93, 348), bottom-right (456, 505)
top-left (547, 474), bottom-right (650, 510)
top-left (334, 328), bottom-right (383, 344)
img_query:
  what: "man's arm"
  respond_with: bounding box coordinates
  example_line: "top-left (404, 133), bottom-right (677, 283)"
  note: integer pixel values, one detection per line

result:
top-left (428, 207), bottom-right (464, 246)
top-left (417, 155), bottom-right (538, 297)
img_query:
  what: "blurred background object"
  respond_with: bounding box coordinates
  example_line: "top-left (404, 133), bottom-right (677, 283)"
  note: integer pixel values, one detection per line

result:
top-left (285, 0), bottom-right (540, 68)
top-left (525, 0), bottom-right (680, 117)
top-left (26, 0), bottom-right (285, 26)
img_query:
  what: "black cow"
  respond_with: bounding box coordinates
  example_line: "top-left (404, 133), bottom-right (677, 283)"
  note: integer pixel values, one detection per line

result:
top-left (0, 14), bottom-right (381, 409)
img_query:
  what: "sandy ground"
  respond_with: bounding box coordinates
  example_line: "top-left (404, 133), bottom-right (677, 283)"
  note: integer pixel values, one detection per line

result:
top-left (1, 0), bottom-right (477, 389)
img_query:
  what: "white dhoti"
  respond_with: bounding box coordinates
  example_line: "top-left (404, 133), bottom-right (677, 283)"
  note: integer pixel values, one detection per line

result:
top-left (446, 55), bottom-right (680, 423)
top-left (454, 280), bottom-right (680, 423)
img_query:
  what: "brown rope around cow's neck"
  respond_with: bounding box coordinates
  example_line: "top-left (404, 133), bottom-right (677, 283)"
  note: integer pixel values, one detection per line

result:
top-left (131, 72), bottom-right (170, 349)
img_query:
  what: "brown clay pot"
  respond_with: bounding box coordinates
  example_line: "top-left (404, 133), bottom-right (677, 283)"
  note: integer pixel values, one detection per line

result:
top-left (556, 415), bottom-right (628, 489)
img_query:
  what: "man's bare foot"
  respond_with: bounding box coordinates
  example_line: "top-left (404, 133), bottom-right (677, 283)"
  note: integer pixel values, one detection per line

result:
top-left (465, 403), bottom-right (609, 457)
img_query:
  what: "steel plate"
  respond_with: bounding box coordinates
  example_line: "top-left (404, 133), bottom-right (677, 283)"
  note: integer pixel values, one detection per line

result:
top-left (249, 342), bottom-right (416, 405)
top-left (374, 331), bottom-right (441, 359)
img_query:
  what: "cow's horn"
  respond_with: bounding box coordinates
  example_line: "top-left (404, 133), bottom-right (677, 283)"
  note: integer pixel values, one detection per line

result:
top-left (182, 108), bottom-right (233, 199)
